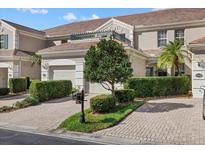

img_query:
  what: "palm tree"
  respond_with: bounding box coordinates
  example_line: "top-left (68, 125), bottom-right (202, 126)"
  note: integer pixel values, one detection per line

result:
top-left (157, 40), bottom-right (184, 76)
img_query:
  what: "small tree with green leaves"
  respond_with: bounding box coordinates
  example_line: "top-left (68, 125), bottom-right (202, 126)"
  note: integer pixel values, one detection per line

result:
top-left (84, 38), bottom-right (133, 95)
top-left (31, 53), bottom-right (42, 66)
top-left (157, 40), bottom-right (185, 76)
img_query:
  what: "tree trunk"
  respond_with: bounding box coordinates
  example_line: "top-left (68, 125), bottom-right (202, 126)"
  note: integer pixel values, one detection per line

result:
top-left (175, 64), bottom-right (180, 76)
top-left (111, 83), bottom-right (115, 96)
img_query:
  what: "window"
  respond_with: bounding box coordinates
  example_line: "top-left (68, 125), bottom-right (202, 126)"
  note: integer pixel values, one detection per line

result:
top-left (175, 29), bottom-right (184, 45)
top-left (175, 64), bottom-right (185, 76)
top-left (146, 67), bottom-right (154, 76)
top-left (157, 31), bottom-right (167, 47)
top-left (0, 35), bottom-right (8, 49)
top-left (61, 40), bottom-right (68, 44)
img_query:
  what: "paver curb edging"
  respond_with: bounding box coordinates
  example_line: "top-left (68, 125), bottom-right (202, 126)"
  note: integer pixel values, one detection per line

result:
top-left (0, 122), bottom-right (156, 145)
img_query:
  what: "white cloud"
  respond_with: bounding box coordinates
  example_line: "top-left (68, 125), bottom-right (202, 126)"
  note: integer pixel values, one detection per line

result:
top-left (16, 8), bottom-right (48, 14)
top-left (91, 14), bottom-right (99, 19)
top-left (62, 12), bottom-right (77, 21)
top-left (152, 8), bottom-right (167, 11)
top-left (62, 12), bottom-right (100, 22)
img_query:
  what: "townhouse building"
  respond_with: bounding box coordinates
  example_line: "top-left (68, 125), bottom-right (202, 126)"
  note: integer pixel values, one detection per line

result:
top-left (1, 8), bottom-right (205, 97)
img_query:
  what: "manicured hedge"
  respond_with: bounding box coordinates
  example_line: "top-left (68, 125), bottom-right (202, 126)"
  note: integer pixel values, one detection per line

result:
top-left (114, 89), bottom-right (135, 104)
top-left (0, 88), bottom-right (10, 96)
top-left (125, 76), bottom-right (191, 97)
top-left (90, 95), bottom-right (116, 113)
top-left (29, 80), bottom-right (72, 102)
top-left (9, 78), bottom-right (27, 93)
top-left (15, 96), bottom-right (39, 109)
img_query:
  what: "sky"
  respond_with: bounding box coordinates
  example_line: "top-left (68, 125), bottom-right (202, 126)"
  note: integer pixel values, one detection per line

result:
top-left (0, 8), bottom-right (158, 30)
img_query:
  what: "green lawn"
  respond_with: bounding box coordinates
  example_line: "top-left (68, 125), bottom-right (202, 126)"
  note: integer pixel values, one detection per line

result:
top-left (59, 101), bottom-right (144, 133)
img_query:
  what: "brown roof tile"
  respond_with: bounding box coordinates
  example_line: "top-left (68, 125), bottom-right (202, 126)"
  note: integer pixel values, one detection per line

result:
top-left (2, 20), bottom-right (45, 35)
top-left (190, 36), bottom-right (205, 44)
top-left (44, 18), bottom-right (110, 37)
top-left (45, 8), bottom-right (205, 37)
top-left (38, 41), bottom-right (99, 53)
top-left (142, 49), bottom-right (163, 57)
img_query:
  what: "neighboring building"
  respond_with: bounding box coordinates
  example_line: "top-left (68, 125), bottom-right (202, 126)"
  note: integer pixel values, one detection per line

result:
top-left (0, 19), bottom-right (46, 88)
top-left (1, 8), bottom-right (205, 97)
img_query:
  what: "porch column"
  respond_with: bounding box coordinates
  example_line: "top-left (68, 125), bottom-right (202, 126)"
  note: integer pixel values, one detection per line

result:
top-left (41, 60), bottom-right (49, 81)
top-left (75, 58), bottom-right (84, 90)
top-left (12, 62), bottom-right (21, 78)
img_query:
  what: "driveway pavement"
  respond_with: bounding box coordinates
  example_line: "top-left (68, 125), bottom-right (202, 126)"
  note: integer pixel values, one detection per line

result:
top-left (0, 95), bottom-right (28, 107)
top-left (95, 97), bottom-right (205, 144)
top-left (0, 94), bottom-right (95, 132)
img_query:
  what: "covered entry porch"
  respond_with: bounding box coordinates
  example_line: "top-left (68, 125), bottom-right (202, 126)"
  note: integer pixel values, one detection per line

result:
top-left (189, 38), bottom-right (205, 98)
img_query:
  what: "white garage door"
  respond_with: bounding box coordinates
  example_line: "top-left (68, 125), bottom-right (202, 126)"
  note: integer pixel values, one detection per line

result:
top-left (0, 68), bottom-right (8, 88)
top-left (89, 83), bottom-right (111, 94)
top-left (49, 65), bottom-right (75, 85)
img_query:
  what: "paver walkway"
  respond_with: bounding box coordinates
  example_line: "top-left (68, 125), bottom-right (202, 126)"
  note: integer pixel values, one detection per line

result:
top-left (95, 98), bottom-right (205, 144)
top-left (0, 94), bottom-right (95, 131)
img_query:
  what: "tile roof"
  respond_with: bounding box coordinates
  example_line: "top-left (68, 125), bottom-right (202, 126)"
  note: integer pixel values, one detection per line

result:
top-left (0, 49), bottom-right (34, 57)
top-left (38, 41), bottom-right (99, 53)
top-left (45, 8), bottom-right (205, 37)
top-left (2, 20), bottom-right (45, 35)
top-left (142, 49), bottom-right (163, 57)
top-left (190, 36), bottom-right (205, 44)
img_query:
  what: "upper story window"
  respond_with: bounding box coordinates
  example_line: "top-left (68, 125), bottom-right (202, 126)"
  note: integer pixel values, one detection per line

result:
top-left (175, 29), bottom-right (184, 45)
top-left (157, 30), bottom-right (167, 47)
top-left (0, 34), bottom-right (8, 49)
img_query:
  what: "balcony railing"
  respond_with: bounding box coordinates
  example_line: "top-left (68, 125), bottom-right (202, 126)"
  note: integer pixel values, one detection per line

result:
top-left (70, 30), bottom-right (131, 46)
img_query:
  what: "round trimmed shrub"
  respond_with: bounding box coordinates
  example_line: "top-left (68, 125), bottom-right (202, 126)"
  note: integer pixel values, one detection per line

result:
top-left (90, 95), bottom-right (115, 113)
top-left (114, 89), bottom-right (135, 104)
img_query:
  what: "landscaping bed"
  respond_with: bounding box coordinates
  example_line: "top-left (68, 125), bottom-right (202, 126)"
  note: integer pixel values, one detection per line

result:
top-left (59, 101), bottom-right (144, 133)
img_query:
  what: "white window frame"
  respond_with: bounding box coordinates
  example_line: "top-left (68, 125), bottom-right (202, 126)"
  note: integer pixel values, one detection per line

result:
top-left (157, 30), bottom-right (167, 47)
top-left (175, 29), bottom-right (184, 45)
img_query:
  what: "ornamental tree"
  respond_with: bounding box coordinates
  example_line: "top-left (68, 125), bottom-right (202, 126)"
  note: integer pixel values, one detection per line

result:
top-left (84, 38), bottom-right (133, 95)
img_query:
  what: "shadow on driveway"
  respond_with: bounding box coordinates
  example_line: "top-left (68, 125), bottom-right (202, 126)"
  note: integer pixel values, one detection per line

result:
top-left (136, 102), bottom-right (194, 113)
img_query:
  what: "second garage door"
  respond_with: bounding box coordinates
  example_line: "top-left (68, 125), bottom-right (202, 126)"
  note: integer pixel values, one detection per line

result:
top-left (49, 65), bottom-right (75, 85)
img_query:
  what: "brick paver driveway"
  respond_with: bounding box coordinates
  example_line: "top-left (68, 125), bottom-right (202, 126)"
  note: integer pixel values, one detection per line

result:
top-left (95, 98), bottom-right (205, 144)
top-left (0, 94), bottom-right (27, 107)
top-left (0, 94), bottom-right (95, 132)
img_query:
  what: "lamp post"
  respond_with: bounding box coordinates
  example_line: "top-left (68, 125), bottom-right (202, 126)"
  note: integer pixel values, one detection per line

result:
top-left (79, 89), bottom-right (85, 123)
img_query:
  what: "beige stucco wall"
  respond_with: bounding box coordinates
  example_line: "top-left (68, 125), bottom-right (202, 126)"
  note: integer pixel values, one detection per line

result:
top-left (185, 27), bottom-right (205, 45)
top-left (18, 34), bottom-right (46, 52)
top-left (136, 26), bottom-right (205, 50)
top-left (20, 61), bottom-right (41, 79)
top-left (138, 31), bottom-right (157, 50)
top-left (129, 55), bottom-right (146, 77)
top-left (0, 25), bottom-right (14, 50)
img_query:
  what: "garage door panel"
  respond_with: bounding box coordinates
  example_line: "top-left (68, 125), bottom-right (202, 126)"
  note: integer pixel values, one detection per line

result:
top-left (49, 65), bottom-right (75, 85)
top-left (89, 83), bottom-right (111, 94)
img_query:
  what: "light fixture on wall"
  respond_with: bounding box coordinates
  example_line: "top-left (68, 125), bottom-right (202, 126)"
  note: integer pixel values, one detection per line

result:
top-left (42, 63), bottom-right (49, 70)
top-left (198, 60), bottom-right (205, 68)
top-left (8, 65), bottom-right (12, 71)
